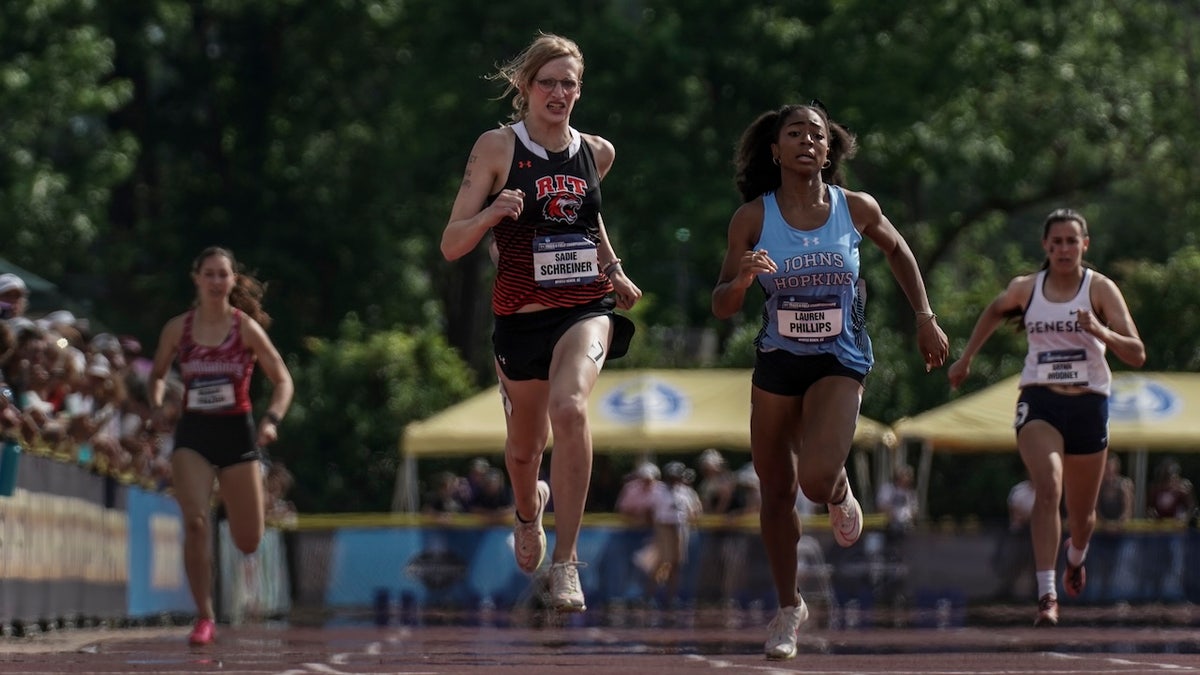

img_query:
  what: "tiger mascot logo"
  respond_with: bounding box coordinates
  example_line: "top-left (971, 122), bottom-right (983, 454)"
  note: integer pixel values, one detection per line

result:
top-left (543, 192), bottom-right (582, 224)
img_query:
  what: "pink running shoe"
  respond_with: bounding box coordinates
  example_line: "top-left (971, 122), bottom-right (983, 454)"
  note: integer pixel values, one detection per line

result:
top-left (188, 618), bottom-right (216, 646)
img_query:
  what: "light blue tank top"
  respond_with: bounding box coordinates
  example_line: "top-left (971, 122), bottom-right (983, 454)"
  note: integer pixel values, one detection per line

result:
top-left (753, 186), bottom-right (873, 374)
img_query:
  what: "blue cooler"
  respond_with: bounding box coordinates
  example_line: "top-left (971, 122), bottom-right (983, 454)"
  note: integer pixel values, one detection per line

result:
top-left (0, 438), bottom-right (21, 497)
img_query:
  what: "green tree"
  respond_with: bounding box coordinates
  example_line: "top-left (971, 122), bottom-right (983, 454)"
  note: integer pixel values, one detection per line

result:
top-left (0, 0), bottom-right (136, 284)
top-left (278, 316), bottom-right (476, 512)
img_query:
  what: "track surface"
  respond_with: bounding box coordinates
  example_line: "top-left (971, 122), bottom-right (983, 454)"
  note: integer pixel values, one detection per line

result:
top-left (2, 608), bottom-right (1199, 675)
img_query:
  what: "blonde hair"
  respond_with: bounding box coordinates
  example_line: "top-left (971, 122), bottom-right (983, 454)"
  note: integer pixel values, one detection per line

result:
top-left (489, 32), bottom-right (584, 122)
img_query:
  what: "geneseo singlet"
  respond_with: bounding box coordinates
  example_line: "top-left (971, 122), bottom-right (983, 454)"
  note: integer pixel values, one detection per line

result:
top-left (178, 309), bottom-right (256, 414)
top-left (753, 187), bottom-right (873, 374)
top-left (489, 121), bottom-right (612, 315)
top-left (1019, 269), bottom-right (1111, 395)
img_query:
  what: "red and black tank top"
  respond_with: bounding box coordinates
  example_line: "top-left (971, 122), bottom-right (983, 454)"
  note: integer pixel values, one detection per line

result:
top-left (178, 309), bottom-right (256, 415)
top-left (488, 122), bottom-right (613, 315)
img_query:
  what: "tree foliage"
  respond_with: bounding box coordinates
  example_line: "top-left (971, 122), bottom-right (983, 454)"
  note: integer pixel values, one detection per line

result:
top-left (2, 0), bottom-right (1199, 511)
top-left (278, 315), bottom-right (476, 512)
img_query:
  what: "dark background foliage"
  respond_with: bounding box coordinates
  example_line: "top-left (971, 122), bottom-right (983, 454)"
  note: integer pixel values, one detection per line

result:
top-left (3, 0), bottom-right (1197, 513)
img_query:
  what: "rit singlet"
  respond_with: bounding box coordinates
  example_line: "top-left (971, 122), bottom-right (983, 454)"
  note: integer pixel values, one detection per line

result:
top-left (753, 187), bottom-right (873, 374)
top-left (1018, 269), bottom-right (1111, 395)
top-left (489, 121), bottom-right (612, 315)
top-left (178, 309), bottom-right (257, 414)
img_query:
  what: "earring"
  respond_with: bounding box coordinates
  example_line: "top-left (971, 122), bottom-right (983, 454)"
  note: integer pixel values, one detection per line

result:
top-left (821, 159), bottom-right (831, 169)
top-left (772, 156), bottom-right (781, 166)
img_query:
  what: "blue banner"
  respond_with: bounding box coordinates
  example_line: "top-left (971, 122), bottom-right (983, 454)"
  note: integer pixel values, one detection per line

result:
top-left (324, 525), bottom-right (709, 612)
top-left (126, 487), bottom-right (192, 617)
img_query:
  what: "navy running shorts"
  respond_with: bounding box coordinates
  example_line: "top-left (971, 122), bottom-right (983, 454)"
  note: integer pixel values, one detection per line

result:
top-left (1014, 385), bottom-right (1109, 455)
top-left (751, 349), bottom-right (866, 397)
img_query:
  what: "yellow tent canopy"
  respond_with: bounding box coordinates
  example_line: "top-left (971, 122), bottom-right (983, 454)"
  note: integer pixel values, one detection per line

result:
top-left (893, 371), bottom-right (1200, 452)
top-left (394, 368), bottom-right (895, 510)
top-left (893, 371), bottom-right (1200, 518)
top-left (404, 368), bottom-right (894, 455)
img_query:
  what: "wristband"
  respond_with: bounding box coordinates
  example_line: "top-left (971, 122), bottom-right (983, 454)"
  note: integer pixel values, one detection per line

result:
top-left (916, 311), bottom-right (938, 327)
top-left (602, 259), bottom-right (622, 276)
top-left (263, 411), bottom-right (283, 426)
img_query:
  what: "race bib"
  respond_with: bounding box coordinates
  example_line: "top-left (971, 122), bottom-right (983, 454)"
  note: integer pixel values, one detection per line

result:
top-left (187, 377), bottom-right (236, 411)
top-left (532, 234), bottom-right (599, 288)
top-left (777, 296), bottom-right (842, 343)
top-left (1035, 349), bottom-right (1088, 386)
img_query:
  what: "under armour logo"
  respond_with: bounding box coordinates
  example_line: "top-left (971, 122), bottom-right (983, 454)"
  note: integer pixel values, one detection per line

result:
top-left (517, 160), bottom-right (532, 169)
top-left (803, 236), bottom-right (820, 246)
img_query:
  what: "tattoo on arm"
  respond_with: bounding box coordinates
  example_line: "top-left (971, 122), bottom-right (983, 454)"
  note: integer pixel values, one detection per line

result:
top-left (459, 154), bottom-right (478, 191)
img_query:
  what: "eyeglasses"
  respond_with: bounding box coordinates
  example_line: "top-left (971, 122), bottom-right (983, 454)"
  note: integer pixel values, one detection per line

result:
top-left (534, 78), bottom-right (580, 94)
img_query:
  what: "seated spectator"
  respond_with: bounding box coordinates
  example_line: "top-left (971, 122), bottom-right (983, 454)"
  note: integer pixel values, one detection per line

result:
top-left (1148, 457), bottom-right (1196, 521)
top-left (649, 461), bottom-right (702, 604)
top-left (65, 354), bottom-right (129, 474)
top-left (264, 459), bottom-right (298, 526)
top-left (468, 467), bottom-right (514, 521)
top-left (0, 273), bottom-right (28, 320)
top-left (616, 462), bottom-right (664, 526)
top-left (696, 448), bottom-right (735, 515)
top-left (458, 456), bottom-right (492, 506)
top-left (1097, 455), bottom-right (1134, 525)
top-left (10, 323), bottom-right (68, 445)
top-left (0, 322), bottom-right (21, 436)
top-left (423, 470), bottom-right (465, 514)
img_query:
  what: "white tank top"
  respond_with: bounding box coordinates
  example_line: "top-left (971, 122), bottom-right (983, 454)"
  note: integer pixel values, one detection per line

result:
top-left (1018, 269), bottom-right (1111, 395)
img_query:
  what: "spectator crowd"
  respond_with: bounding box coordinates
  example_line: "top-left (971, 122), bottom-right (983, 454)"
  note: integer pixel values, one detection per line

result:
top-left (0, 271), bottom-right (295, 524)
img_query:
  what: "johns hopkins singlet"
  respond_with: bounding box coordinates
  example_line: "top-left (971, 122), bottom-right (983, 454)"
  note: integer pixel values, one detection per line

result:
top-left (1018, 269), bottom-right (1111, 395)
top-left (178, 309), bottom-right (257, 414)
top-left (754, 187), bottom-right (873, 374)
top-left (489, 121), bottom-right (613, 315)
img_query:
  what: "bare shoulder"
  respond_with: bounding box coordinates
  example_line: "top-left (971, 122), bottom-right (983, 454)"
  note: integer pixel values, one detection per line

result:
top-left (239, 313), bottom-right (271, 345)
top-left (1088, 269), bottom-right (1121, 293)
top-left (471, 126), bottom-right (515, 163)
top-left (1002, 272), bottom-right (1039, 302)
top-left (580, 132), bottom-right (615, 176)
top-left (1086, 269), bottom-right (1132, 310)
top-left (839, 186), bottom-right (881, 210)
top-left (729, 198), bottom-right (765, 241)
top-left (839, 187), bottom-right (885, 231)
top-left (732, 197), bottom-right (765, 224)
top-left (160, 312), bottom-right (188, 338)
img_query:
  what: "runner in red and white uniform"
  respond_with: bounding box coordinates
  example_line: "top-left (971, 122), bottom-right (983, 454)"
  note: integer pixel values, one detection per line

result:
top-left (148, 246), bottom-right (294, 646)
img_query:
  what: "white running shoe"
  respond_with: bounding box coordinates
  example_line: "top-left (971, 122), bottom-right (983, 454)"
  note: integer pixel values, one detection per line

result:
top-left (513, 480), bottom-right (550, 574)
top-left (764, 598), bottom-right (810, 660)
top-left (549, 561), bottom-right (587, 612)
top-left (830, 484), bottom-right (863, 547)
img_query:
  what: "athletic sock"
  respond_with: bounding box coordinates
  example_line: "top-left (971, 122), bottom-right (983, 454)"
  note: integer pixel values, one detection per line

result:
top-left (1066, 542), bottom-right (1088, 567)
top-left (1036, 570), bottom-right (1056, 599)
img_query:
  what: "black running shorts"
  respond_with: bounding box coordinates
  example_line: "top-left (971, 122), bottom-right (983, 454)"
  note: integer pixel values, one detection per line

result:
top-left (174, 411), bottom-right (261, 469)
top-left (492, 297), bottom-right (635, 381)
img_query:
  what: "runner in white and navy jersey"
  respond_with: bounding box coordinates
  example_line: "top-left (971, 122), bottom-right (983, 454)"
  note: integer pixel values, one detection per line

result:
top-left (949, 208), bottom-right (1146, 628)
